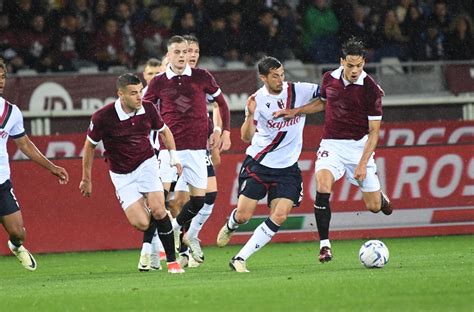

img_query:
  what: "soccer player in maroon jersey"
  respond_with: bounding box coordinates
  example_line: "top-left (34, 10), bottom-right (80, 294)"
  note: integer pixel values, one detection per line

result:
top-left (275, 38), bottom-right (392, 263)
top-left (142, 36), bottom-right (231, 244)
top-left (168, 34), bottom-right (231, 267)
top-left (79, 73), bottom-right (184, 273)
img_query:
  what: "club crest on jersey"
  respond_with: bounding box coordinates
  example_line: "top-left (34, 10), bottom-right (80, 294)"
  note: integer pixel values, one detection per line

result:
top-left (277, 99), bottom-right (285, 109)
top-left (265, 102), bottom-right (271, 108)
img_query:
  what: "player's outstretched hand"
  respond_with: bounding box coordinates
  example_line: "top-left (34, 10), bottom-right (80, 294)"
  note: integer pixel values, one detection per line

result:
top-left (79, 180), bottom-right (92, 197)
top-left (51, 165), bottom-right (69, 184)
top-left (273, 109), bottom-right (297, 120)
top-left (245, 94), bottom-right (256, 117)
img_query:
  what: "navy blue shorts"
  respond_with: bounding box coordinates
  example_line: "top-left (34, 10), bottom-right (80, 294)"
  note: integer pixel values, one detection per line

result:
top-left (238, 156), bottom-right (303, 207)
top-left (206, 150), bottom-right (215, 178)
top-left (0, 180), bottom-right (20, 217)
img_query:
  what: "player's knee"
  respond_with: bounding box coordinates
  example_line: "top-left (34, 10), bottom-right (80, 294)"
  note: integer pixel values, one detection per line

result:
top-left (235, 209), bottom-right (252, 223)
top-left (135, 220), bottom-right (149, 232)
top-left (270, 212), bottom-right (287, 225)
top-left (366, 201), bottom-right (381, 213)
top-left (151, 207), bottom-right (167, 220)
top-left (189, 196), bottom-right (205, 214)
top-left (205, 191), bottom-right (217, 205)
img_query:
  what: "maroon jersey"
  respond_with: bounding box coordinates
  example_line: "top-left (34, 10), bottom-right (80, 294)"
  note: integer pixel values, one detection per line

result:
top-left (321, 66), bottom-right (383, 140)
top-left (87, 99), bottom-right (165, 174)
top-left (143, 64), bottom-right (221, 150)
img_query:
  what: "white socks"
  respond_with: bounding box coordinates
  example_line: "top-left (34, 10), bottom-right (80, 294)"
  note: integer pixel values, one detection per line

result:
top-left (236, 218), bottom-right (279, 260)
top-left (187, 203), bottom-right (214, 239)
top-left (320, 239), bottom-right (331, 249)
top-left (227, 208), bottom-right (241, 230)
top-left (141, 242), bottom-right (151, 255)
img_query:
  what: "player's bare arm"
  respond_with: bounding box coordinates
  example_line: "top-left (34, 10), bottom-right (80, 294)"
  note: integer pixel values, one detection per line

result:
top-left (213, 93), bottom-right (231, 150)
top-left (273, 98), bottom-right (326, 119)
top-left (213, 102), bottom-right (231, 151)
top-left (241, 94), bottom-right (257, 143)
top-left (354, 120), bottom-right (381, 182)
top-left (80, 139), bottom-right (96, 197)
top-left (159, 125), bottom-right (183, 176)
top-left (14, 135), bottom-right (69, 184)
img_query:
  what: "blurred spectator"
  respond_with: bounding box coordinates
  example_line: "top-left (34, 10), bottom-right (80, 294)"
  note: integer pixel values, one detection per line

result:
top-left (401, 5), bottom-right (426, 60)
top-left (18, 14), bottom-right (54, 72)
top-left (8, 0), bottom-right (43, 31)
top-left (172, 0), bottom-right (211, 39)
top-left (49, 11), bottom-right (93, 71)
top-left (172, 11), bottom-right (197, 36)
top-left (302, 0), bottom-right (340, 63)
top-left (95, 17), bottom-right (130, 71)
top-left (395, 0), bottom-right (413, 24)
top-left (274, 2), bottom-right (297, 59)
top-left (67, 0), bottom-right (95, 33)
top-left (93, 0), bottom-right (113, 30)
top-left (0, 13), bottom-right (24, 72)
top-left (136, 6), bottom-right (170, 61)
top-left (224, 10), bottom-right (244, 61)
top-left (201, 14), bottom-right (228, 62)
top-left (444, 14), bottom-right (474, 60)
top-left (428, 0), bottom-right (451, 35)
top-left (339, 5), bottom-right (370, 46)
top-left (420, 21), bottom-right (445, 60)
top-left (374, 8), bottom-right (410, 61)
top-left (115, 2), bottom-right (137, 67)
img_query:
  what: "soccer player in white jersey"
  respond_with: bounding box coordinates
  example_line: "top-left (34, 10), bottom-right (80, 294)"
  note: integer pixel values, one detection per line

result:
top-left (0, 58), bottom-right (69, 271)
top-left (274, 38), bottom-right (393, 263)
top-left (216, 56), bottom-right (321, 272)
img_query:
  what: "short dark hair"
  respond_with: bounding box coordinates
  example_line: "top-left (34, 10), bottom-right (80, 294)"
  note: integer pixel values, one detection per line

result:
top-left (145, 58), bottom-right (161, 67)
top-left (257, 56), bottom-right (282, 75)
top-left (0, 58), bottom-right (7, 75)
top-left (116, 73), bottom-right (141, 90)
top-left (183, 34), bottom-right (199, 46)
top-left (167, 35), bottom-right (187, 49)
top-left (341, 37), bottom-right (367, 59)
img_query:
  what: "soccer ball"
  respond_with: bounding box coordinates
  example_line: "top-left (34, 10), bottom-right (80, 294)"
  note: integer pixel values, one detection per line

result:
top-left (359, 240), bottom-right (389, 268)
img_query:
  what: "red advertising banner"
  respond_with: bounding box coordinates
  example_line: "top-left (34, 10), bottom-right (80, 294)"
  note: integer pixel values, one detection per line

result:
top-left (6, 120), bottom-right (474, 160)
top-left (0, 144), bottom-right (472, 255)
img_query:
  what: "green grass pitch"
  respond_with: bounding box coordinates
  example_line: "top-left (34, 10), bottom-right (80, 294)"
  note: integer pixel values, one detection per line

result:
top-left (0, 235), bottom-right (472, 311)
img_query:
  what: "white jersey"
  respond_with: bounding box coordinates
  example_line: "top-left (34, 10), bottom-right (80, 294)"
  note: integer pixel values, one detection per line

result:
top-left (0, 97), bottom-right (25, 183)
top-left (246, 81), bottom-right (320, 168)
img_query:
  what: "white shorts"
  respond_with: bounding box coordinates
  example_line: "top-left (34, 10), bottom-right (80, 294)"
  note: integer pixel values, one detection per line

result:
top-left (109, 156), bottom-right (163, 210)
top-left (158, 150), bottom-right (178, 183)
top-left (177, 149), bottom-right (208, 190)
top-left (174, 176), bottom-right (190, 192)
top-left (315, 136), bottom-right (380, 192)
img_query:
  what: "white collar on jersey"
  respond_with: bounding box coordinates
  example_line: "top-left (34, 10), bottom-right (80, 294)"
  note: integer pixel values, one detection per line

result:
top-left (114, 98), bottom-right (145, 121)
top-left (262, 81), bottom-right (288, 98)
top-left (331, 66), bottom-right (367, 86)
top-left (165, 63), bottom-right (192, 79)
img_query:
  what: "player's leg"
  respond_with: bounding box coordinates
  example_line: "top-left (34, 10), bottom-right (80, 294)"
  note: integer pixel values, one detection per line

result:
top-left (0, 180), bottom-right (36, 271)
top-left (2, 212), bottom-right (37, 271)
top-left (314, 169), bottom-right (335, 262)
top-left (170, 179), bottom-right (191, 267)
top-left (346, 152), bottom-right (393, 216)
top-left (217, 156), bottom-right (265, 247)
top-left (146, 190), bottom-right (183, 273)
top-left (184, 151), bottom-right (217, 264)
top-left (231, 197), bottom-right (293, 273)
top-left (173, 150), bottom-right (207, 229)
